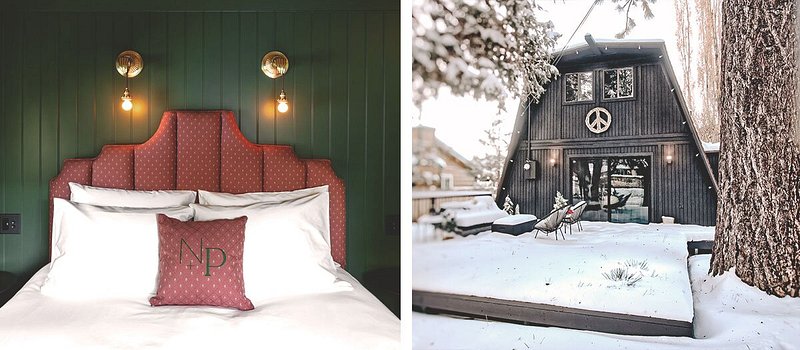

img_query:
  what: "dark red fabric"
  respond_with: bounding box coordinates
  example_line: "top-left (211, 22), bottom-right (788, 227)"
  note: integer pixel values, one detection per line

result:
top-left (92, 146), bottom-right (135, 189)
top-left (221, 111), bottom-right (263, 194)
top-left (150, 214), bottom-right (253, 311)
top-left (263, 146), bottom-right (306, 191)
top-left (48, 110), bottom-right (348, 267)
top-left (177, 111), bottom-right (221, 191)
top-left (306, 159), bottom-right (346, 266)
top-left (135, 112), bottom-right (178, 190)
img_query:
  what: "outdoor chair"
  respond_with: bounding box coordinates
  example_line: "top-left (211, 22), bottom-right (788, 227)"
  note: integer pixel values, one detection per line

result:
top-left (533, 205), bottom-right (570, 240)
top-left (562, 200), bottom-right (587, 235)
top-left (604, 193), bottom-right (631, 210)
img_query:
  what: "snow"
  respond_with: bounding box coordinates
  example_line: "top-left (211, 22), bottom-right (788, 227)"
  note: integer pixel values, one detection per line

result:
top-left (702, 142), bottom-right (720, 152)
top-left (413, 221), bottom-right (705, 322)
top-left (413, 254), bottom-right (800, 349)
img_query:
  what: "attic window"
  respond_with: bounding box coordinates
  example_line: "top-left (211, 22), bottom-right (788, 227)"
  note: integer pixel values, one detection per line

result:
top-left (603, 67), bottom-right (634, 99)
top-left (564, 72), bottom-right (594, 103)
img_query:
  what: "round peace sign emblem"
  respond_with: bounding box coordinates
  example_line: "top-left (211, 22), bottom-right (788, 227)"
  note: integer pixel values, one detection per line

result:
top-left (585, 107), bottom-right (611, 134)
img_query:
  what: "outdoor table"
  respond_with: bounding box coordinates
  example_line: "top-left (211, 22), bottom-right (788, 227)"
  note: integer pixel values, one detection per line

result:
top-left (492, 214), bottom-right (538, 235)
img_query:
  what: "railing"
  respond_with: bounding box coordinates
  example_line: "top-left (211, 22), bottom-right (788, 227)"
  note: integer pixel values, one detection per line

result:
top-left (411, 190), bottom-right (493, 222)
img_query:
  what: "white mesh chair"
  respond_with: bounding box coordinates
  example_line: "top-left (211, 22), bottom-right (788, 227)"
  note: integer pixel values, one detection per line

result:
top-left (563, 200), bottom-right (588, 235)
top-left (533, 205), bottom-right (570, 240)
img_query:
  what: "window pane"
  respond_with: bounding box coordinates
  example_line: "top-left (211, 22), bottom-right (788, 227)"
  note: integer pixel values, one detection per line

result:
top-left (603, 70), bottom-right (617, 98)
top-left (565, 74), bottom-right (579, 102)
top-left (618, 68), bottom-right (633, 97)
top-left (579, 72), bottom-right (593, 100)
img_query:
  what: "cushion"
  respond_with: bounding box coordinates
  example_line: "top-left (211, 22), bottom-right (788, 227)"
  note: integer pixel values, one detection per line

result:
top-left (150, 214), bottom-right (254, 311)
top-left (43, 199), bottom-right (195, 299)
top-left (198, 185), bottom-right (327, 206)
top-left (69, 182), bottom-right (197, 208)
top-left (191, 192), bottom-right (347, 301)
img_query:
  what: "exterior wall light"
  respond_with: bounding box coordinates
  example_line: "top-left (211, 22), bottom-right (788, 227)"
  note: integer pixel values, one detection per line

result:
top-left (549, 158), bottom-right (557, 167)
top-left (261, 51), bottom-right (290, 114)
top-left (666, 155), bottom-right (673, 164)
top-left (115, 50), bottom-right (143, 112)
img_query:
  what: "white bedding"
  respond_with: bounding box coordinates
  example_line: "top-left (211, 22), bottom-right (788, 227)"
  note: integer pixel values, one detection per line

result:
top-left (0, 265), bottom-right (400, 349)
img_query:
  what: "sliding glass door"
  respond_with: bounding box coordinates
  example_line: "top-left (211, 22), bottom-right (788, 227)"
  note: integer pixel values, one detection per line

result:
top-left (570, 156), bottom-right (650, 223)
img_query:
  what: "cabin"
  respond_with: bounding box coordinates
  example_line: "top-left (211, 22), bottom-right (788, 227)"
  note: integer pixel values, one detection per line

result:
top-left (412, 126), bottom-right (479, 190)
top-left (496, 36), bottom-right (718, 226)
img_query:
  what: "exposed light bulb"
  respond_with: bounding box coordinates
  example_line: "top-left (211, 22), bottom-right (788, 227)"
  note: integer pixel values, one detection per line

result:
top-left (277, 89), bottom-right (289, 113)
top-left (121, 87), bottom-right (133, 111)
top-left (523, 162), bottom-right (531, 170)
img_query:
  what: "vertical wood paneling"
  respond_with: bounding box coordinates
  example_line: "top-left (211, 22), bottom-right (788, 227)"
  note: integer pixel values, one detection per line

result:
top-left (346, 13), bottom-right (367, 272)
top-left (202, 12), bottom-right (221, 109)
top-left (274, 13), bottom-right (295, 146)
top-left (77, 13), bottom-right (97, 157)
top-left (311, 13), bottom-right (330, 158)
top-left (149, 12), bottom-right (168, 133)
top-left (130, 12), bottom-right (150, 142)
top-left (256, 12), bottom-right (276, 144)
top-left (238, 12), bottom-right (257, 142)
top-left (0, 9), bottom-right (400, 280)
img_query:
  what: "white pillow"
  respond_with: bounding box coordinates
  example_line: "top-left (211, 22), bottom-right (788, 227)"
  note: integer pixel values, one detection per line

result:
top-left (43, 198), bottom-right (194, 299)
top-left (191, 192), bottom-right (347, 300)
top-left (69, 182), bottom-right (197, 208)
top-left (197, 185), bottom-right (328, 206)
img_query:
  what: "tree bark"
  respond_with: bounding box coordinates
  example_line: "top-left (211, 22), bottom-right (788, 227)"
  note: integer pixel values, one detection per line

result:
top-left (710, 0), bottom-right (800, 297)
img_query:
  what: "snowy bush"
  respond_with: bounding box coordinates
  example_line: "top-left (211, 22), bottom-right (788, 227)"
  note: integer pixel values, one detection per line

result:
top-left (553, 191), bottom-right (568, 209)
top-left (624, 259), bottom-right (649, 271)
top-left (503, 196), bottom-right (515, 215)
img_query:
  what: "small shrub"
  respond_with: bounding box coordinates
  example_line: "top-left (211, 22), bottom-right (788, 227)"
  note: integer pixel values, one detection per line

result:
top-left (602, 267), bottom-right (643, 286)
top-left (624, 259), bottom-right (649, 271)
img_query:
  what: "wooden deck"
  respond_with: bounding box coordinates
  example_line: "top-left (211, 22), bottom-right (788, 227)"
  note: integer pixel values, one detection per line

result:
top-left (412, 290), bottom-right (694, 337)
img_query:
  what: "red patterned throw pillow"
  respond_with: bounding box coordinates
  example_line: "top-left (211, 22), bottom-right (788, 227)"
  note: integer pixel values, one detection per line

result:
top-left (150, 214), bottom-right (254, 311)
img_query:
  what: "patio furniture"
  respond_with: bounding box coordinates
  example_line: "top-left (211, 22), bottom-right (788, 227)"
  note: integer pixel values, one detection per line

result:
top-left (603, 193), bottom-right (631, 210)
top-left (492, 214), bottom-right (538, 236)
top-left (562, 200), bottom-right (587, 235)
top-left (423, 196), bottom-right (509, 236)
top-left (533, 205), bottom-right (570, 240)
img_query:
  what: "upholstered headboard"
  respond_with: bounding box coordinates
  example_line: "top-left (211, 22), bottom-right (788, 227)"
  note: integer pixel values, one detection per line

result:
top-left (49, 110), bottom-right (347, 267)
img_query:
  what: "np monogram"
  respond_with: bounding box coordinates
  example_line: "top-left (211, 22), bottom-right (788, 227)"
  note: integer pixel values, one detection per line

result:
top-left (179, 238), bottom-right (227, 276)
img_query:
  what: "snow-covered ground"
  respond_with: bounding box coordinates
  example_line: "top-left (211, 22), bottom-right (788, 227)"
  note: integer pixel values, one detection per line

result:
top-left (412, 222), bottom-right (800, 349)
top-left (413, 222), bottom-right (714, 322)
top-left (414, 255), bottom-right (800, 349)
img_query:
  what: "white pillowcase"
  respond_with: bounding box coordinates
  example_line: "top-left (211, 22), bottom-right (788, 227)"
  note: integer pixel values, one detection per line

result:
top-left (191, 192), bottom-right (347, 301)
top-left (69, 182), bottom-right (197, 208)
top-left (198, 185), bottom-right (328, 206)
top-left (43, 198), bottom-right (194, 300)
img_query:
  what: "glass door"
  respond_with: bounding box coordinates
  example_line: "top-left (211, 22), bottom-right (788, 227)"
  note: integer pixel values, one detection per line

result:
top-left (608, 157), bottom-right (650, 223)
top-left (570, 156), bottom-right (650, 223)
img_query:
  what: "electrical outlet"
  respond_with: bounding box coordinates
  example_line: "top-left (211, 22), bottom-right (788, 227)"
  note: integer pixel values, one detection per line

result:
top-left (0, 214), bottom-right (21, 234)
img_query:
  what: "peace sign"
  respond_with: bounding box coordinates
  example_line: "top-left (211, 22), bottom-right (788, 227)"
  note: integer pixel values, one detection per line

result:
top-left (585, 107), bottom-right (611, 134)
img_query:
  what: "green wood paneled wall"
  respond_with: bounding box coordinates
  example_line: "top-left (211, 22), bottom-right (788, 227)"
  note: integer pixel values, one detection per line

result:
top-left (0, 7), bottom-right (400, 281)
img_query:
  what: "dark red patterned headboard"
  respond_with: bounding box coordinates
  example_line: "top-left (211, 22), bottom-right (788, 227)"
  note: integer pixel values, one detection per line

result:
top-left (49, 110), bottom-right (347, 267)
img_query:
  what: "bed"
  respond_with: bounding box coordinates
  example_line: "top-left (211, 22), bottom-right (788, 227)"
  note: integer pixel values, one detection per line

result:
top-left (0, 110), bottom-right (399, 349)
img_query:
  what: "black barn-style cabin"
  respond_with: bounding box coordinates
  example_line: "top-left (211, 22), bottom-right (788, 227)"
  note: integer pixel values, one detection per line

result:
top-left (497, 36), bottom-right (718, 226)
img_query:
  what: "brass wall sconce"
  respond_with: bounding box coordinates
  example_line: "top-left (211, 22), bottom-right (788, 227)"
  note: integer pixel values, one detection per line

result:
top-left (116, 50), bottom-right (143, 111)
top-left (261, 51), bottom-right (290, 113)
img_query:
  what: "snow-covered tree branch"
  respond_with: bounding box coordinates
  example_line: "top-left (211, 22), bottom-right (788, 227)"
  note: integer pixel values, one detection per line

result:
top-left (412, 0), bottom-right (560, 110)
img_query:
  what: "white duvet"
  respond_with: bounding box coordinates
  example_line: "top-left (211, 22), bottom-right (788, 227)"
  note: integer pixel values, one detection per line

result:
top-left (0, 265), bottom-right (400, 349)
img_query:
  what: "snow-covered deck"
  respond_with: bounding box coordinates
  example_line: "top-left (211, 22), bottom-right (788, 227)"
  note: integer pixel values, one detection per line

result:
top-left (413, 222), bottom-right (716, 336)
top-left (414, 254), bottom-right (800, 349)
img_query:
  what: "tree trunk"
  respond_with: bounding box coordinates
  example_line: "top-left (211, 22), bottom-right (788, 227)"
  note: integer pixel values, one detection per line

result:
top-left (710, 0), bottom-right (800, 297)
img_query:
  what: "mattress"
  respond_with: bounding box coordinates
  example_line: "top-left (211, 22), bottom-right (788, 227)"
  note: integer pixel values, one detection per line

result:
top-left (0, 265), bottom-right (400, 349)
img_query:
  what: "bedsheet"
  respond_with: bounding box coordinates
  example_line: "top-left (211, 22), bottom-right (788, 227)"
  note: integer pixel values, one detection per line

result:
top-left (0, 265), bottom-right (399, 349)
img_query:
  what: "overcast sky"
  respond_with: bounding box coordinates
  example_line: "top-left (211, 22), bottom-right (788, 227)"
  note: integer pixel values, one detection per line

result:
top-left (413, 0), bottom-right (682, 160)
